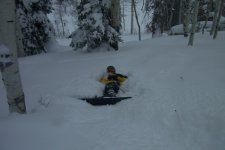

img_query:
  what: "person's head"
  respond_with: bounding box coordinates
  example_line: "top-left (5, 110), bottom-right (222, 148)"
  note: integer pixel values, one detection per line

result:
top-left (107, 66), bottom-right (116, 74)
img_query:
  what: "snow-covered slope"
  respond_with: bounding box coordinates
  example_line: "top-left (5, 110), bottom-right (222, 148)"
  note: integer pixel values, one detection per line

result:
top-left (0, 32), bottom-right (225, 150)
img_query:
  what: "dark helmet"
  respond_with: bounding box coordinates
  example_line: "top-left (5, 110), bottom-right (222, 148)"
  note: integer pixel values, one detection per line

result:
top-left (107, 66), bottom-right (116, 73)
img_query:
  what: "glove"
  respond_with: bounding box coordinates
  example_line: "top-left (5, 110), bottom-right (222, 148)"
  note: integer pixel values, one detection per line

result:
top-left (108, 75), bottom-right (117, 80)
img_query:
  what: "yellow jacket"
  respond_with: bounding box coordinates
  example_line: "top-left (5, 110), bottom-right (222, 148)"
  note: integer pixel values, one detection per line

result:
top-left (99, 73), bottom-right (128, 85)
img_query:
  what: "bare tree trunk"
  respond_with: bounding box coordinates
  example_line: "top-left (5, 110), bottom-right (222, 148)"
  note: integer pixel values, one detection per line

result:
top-left (111, 0), bottom-right (121, 31)
top-left (210, 0), bottom-right (221, 35)
top-left (122, 0), bottom-right (126, 31)
top-left (132, 0), bottom-right (141, 40)
top-left (188, 0), bottom-right (199, 46)
top-left (63, 3), bottom-right (67, 14)
top-left (55, 20), bottom-right (60, 37)
top-left (15, 15), bottom-right (25, 57)
top-left (141, 0), bottom-right (145, 11)
top-left (0, 0), bottom-right (26, 114)
top-left (59, 5), bottom-right (65, 37)
top-left (213, 0), bottom-right (224, 39)
top-left (179, 0), bottom-right (183, 24)
top-left (111, 0), bottom-right (121, 49)
top-left (202, 0), bottom-right (212, 34)
top-left (183, 0), bottom-right (191, 37)
top-left (168, 0), bottom-right (176, 29)
top-left (131, 0), bottom-right (134, 34)
top-left (204, 0), bottom-right (214, 34)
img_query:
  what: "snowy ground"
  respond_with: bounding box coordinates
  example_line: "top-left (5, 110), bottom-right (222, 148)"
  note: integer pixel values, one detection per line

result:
top-left (1, 32), bottom-right (225, 150)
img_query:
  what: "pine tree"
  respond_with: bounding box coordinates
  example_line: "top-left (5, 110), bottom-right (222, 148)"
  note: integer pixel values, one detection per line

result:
top-left (16, 0), bottom-right (53, 56)
top-left (70, 0), bottom-right (121, 52)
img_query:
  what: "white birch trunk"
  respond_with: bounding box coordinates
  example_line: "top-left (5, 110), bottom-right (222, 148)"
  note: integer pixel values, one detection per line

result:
top-left (0, 0), bottom-right (26, 113)
top-left (188, 0), bottom-right (199, 46)
top-left (210, 0), bottom-right (221, 35)
top-left (213, 0), bottom-right (224, 39)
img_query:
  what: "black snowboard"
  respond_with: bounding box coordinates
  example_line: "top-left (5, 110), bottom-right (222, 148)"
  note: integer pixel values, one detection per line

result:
top-left (79, 96), bottom-right (132, 105)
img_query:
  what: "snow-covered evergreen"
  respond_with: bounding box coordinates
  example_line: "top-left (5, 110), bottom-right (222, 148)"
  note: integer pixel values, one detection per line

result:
top-left (70, 0), bottom-right (121, 52)
top-left (16, 0), bottom-right (54, 56)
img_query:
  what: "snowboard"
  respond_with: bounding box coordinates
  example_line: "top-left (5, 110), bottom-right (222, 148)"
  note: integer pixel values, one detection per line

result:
top-left (79, 96), bottom-right (132, 105)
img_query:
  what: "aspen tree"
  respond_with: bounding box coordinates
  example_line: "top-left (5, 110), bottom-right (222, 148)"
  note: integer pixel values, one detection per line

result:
top-left (188, 0), bottom-right (199, 46)
top-left (0, 0), bottom-right (26, 114)
top-left (213, 0), bottom-right (224, 39)
top-left (210, 0), bottom-right (221, 35)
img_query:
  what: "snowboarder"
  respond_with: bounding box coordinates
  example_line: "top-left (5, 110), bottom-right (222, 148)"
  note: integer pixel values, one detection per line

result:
top-left (100, 66), bottom-right (128, 97)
